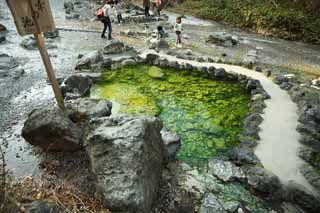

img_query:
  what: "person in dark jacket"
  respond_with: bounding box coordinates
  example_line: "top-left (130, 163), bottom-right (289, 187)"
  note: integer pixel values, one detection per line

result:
top-left (143, 0), bottom-right (151, 17)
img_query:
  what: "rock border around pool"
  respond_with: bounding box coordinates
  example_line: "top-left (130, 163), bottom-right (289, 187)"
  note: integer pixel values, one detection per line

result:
top-left (23, 41), bottom-right (320, 212)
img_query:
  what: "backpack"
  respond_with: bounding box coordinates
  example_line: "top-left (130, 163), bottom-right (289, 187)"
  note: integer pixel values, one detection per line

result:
top-left (98, 8), bottom-right (104, 17)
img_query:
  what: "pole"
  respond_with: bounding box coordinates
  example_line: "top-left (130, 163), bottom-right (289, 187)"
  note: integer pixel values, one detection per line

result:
top-left (33, 32), bottom-right (65, 111)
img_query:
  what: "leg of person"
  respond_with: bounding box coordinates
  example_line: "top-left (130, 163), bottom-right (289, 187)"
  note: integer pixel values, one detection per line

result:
top-left (158, 8), bottom-right (161, 16)
top-left (117, 15), bottom-right (121, 24)
top-left (101, 20), bottom-right (107, 38)
top-left (107, 21), bottom-right (112, 40)
top-left (145, 6), bottom-right (148, 17)
top-left (120, 14), bottom-right (123, 22)
top-left (178, 32), bottom-right (182, 44)
top-left (147, 6), bottom-right (150, 16)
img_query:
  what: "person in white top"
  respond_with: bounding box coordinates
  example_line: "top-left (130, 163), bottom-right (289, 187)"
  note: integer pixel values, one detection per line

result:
top-left (100, 1), bottom-right (114, 39)
top-left (174, 17), bottom-right (183, 47)
top-left (115, 0), bottom-right (122, 24)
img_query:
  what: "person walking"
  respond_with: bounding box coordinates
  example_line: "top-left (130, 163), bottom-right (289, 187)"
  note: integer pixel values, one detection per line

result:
top-left (115, 0), bottom-right (123, 24)
top-left (98, 0), bottom-right (114, 40)
top-left (143, 0), bottom-right (151, 17)
top-left (156, 0), bottom-right (162, 16)
top-left (174, 16), bottom-right (182, 47)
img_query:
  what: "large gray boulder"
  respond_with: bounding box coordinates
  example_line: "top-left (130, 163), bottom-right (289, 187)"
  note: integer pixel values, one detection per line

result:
top-left (85, 114), bottom-right (165, 212)
top-left (66, 98), bottom-right (112, 121)
top-left (61, 74), bottom-right (93, 99)
top-left (75, 50), bottom-right (107, 71)
top-left (208, 159), bottom-right (245, 182)
top-left (206, 32), bottom-right (238, 47)
top-left (22, 106), bottom-right (83, 152)
top-left (103, 40), bottom-right (132, 55)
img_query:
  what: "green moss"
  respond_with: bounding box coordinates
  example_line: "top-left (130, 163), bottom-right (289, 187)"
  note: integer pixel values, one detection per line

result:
top-left (91, 65), bottom-right (250, 166)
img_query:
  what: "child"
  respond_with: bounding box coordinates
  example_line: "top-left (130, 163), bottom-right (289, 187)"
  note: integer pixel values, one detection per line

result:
top-left (157, 25), bottom-right (165, 39)
top-left (174, 17), bottom-right (182, 47)
top-left (115, 0), bottom-right (122, 24)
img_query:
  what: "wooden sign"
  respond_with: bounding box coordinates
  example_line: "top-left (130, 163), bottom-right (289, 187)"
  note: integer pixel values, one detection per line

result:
top-left (6, 0), bottom-right (65, 110)
top-left (6, 0), bottom-right (55, 36)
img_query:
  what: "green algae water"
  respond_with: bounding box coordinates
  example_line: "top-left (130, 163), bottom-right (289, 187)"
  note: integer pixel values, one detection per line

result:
top-left (91, 65), bottom-right (250, 166)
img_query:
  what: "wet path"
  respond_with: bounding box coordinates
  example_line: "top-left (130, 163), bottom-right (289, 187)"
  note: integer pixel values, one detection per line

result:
top-left (140, 50), bottom-right (316, 194)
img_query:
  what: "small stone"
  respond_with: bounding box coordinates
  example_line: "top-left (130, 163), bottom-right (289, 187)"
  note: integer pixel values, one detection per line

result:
top-left (148, 66), bottom-right (164, 79)
top-left (208, 159), bottom-right (245, 182)
top-left (199, 193), bottom-right (224, 213)
top-left (255, 66), bottom-right (262, 72)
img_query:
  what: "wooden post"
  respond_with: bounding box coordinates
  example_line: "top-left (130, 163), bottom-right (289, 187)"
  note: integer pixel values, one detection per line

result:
top-left (33, 32), bottom-right (65, 111)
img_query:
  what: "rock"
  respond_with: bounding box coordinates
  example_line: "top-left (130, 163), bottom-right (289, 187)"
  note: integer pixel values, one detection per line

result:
top-left (66, 13), bottom-right (80, 19)
top-left (297, 122), bottom-right (320, 141)
top-left (243, 50), bottom-right (258, 67)
top-left (122, 59), bottom-right (136, 66)
top-left (24, 201), bottom-right (61, 213)
top-left (223, 201), bottom-right (239, 212)
top-left (300, 164), bottom-right (320, 190)
top-left (85, 114), bottom-right (165, 212)
top-left (228, 147), bottom-right (261, 165)
top-left (75, 72), bottom-right (102, 83)
top-left (61, 75), bottom-right (93, 98)
top-left (44, 29), bottom-right (59, 39)
top-left (75, 50), bottom-right (104, 71)
top-left (22, 106), bottom-right (83, 152)
top-left (255, 66), bottom-right (262, 72)
top-left (20, 37), bottom-right (37, 50)
top-left (246, 79), bottom-right (259, 91)
top-left (103, 40), bottom-right (132, 54)
top-left (168, 60), bottom-right (179, 69)
top-left (199, 193), bottom-right (224, 213)
top-left (185, 63), bottom-right (193, 71)
top-left (299, 134), bottom-right (320, 152)
top-left (146, 53), bottom-right (159, 65)
top-left (112, 55), bottom-right (133, 63)
top-left (148, 66), bottom-right (164, 79)
top-left (285, 181), bottom-right (320, 213)
top-left (312, 78), bottom-right (320, 87)
top-left (214, 68), bottom-right (227, 78)
top-left (0, 35), bottom-right (5, 43)
top-left (243, 113), bottom-right (262, 139)
top-left (156, 38), bottom-right (169, 50)
top-left (0, 23), bottom-right (6, 32)
top-left (208, 159), bottom-right (245, 182)
top-left (206, 32), bottom-right (238, 47)
top-left (266, 70), bottom-right (272, 77)
top-left (66, 98), bottom-right (112, 122)
top-left (0, 54), bottom-right (18, 70)
top-left (64, 1), bottom-right (74, 10)
top-left (245, 167), bottom-right (282, 198)
top-left (161, 128), bottom-right (181, 160)
top-left (298, 146), bottom-right (320, 169)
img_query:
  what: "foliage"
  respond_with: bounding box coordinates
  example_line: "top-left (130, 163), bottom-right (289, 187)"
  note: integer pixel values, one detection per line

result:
top-left (170, 0), bottom-right (320, 44)
top-left (91, 65), bottom-right (250, 166)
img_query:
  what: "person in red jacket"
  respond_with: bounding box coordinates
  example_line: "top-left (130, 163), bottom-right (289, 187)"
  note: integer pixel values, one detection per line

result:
top-left (156, 0), bottom-right (162, 16)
